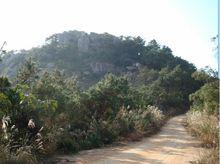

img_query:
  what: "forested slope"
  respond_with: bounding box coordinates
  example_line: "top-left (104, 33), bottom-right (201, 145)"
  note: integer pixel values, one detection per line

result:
top-left (0, 30), bottom-right (196, 87)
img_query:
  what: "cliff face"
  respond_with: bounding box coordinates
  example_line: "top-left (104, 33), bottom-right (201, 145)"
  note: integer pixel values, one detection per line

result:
top-left (90, 62), bottom-right (114, 73)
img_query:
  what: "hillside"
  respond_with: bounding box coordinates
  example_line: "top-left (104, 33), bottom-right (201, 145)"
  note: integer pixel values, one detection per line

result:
top-left (0, 30), bottom-right (195, 87)
top-left (1, 30), bottom-right (218, 163)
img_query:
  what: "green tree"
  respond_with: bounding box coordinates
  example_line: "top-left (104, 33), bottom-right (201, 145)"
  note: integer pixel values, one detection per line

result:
top-left (190, 68), bottom-right (219, 115)
top-left (16, 58), bottom-right (39, 87)
top-left (84, 74), bottom-right (129, 120)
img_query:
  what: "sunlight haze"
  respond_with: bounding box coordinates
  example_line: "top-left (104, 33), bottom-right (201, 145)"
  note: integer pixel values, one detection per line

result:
top-left (0, 0), bottom-right (218, 69)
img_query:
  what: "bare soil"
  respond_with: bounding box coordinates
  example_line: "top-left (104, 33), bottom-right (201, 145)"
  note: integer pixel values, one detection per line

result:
top-left (52, 115), bottom-right (203, 164)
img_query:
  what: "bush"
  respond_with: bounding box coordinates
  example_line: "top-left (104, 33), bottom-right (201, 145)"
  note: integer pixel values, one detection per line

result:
top-left (116, 106), bottom-right (165, 136)
top-left (0, 116), bottom-right (43, 163)
top-left (81, 131), bottom-right (102, 149)
top-left (56, 136), bottom-right (79, 153)
top-left (189, 81), bottom-right (219, 115)
top-left (186, 111), bottom-right (219, 148)
top-left (146, 105), bottom-right (165, 128)
top-left (0, 70), bottom-right (168, 162)
top-left (98, 120), bottom-right (119, 144)
top-left (79, 118), bottom-right (119, 148)
top-left (85, 74), bottom-right (129, 120)
top-left (116, 108), bottom-right (135, 136)
top-left (133, 106), bottom-right (165, 134)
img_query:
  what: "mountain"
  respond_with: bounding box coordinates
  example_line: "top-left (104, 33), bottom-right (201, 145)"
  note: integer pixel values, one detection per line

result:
top-left (0, 30), bottom-right (196, 87)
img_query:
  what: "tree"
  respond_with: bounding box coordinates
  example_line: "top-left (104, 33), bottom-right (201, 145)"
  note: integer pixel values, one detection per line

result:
top-left (190, 67), bottom-right (219, 115)
top-left (16, 58), bottom-right (39, 87)
top-left (192, 67), bottom-right (218, 85)
top-left (84, 74), bottom-right (129, 120)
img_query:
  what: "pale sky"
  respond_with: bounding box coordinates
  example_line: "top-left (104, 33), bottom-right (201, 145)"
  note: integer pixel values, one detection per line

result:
top-left (0, 0), bottom-right (218, 69)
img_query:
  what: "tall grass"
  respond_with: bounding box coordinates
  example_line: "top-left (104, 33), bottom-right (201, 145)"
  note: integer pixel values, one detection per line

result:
top-left (0, 116), bottom-right (44, 164)
top-left (186, 111), bottom-right (219, 147)
top-left (197, 148), bottom-right (219, 164)
top-left (186, 111), bottom-right (219, 163)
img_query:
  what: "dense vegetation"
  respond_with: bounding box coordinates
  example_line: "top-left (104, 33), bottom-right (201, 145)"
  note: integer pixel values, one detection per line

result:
top-left (186, 68), bottom-right (219, 164)
top-left (0, 68), bottom-right (166, 163)
top-left (0, 31), bottom-right (201, 111)
top-left (0, 30), bottom-right (214, 163)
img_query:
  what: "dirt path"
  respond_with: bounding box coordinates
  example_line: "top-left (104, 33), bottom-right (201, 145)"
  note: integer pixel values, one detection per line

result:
top-left (53, 115), bottom-right (203, 164)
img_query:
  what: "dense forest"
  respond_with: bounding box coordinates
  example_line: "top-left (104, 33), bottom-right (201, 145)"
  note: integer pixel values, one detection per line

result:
top-left (0, 31), bottom-right (218, 163)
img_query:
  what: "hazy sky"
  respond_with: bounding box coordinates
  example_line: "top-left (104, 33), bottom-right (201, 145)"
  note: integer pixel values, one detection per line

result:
top-left (0, 0), bottom-right (218, 69)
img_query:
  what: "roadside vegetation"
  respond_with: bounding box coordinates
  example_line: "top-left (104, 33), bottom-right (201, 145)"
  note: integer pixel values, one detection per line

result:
top-left (0, 69), bottom-right (166, 163)
top-left (186, 68), bottom-right (219, 164)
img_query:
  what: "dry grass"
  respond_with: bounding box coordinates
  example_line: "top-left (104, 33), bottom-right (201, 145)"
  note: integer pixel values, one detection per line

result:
top-left (197, 148), bottom-right (219, 164)
top-left (186, 111), bottom-right (219, 164)
top-left (186, 111), bottom-right (219, 147)
top-left (0, 116), bottom-right (43, 163)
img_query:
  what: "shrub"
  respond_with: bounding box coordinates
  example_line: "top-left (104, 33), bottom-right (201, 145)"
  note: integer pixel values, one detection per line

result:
top-left (98, 120), bottom-right (119, 144)
top-left (0, 116), bottom-right (44, 163)
top-left (116, 107), bottom-right (135, 136)
top-left (0, 70), bottom-right (168, 162)
top-left (85, 74), bottom-right (129, 120)
top-left (81, 130), bottom-right (102, 149)
top-left (56, 136), bottom-right (79, 153)
top-left (189, 81), bottom-right (219, 115)
top-left (116, 105), bottom-right (165, 136)
top-left (133, 106), bottom-right (165, 134)
top-left (186, 111), bottom-right (219, 148)
top-left (42, 126), bottom-right (60, 155)
top-left (146, 105), bottom-right (165, 128)
top-left (79, 118), bottom-right (119, 148)
top-left (187, 69), bottom-right (219, 164)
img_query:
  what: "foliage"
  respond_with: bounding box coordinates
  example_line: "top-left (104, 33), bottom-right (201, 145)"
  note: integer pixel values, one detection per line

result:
top-left (192, 66), bottom-right (218, 83)
top-left (84, 74), bottom-right (129, 120)
top-left (186, 68), bottom-right (219, 164)
top-left (116, 106), bottom-right (165, 137)
top-left (0, 116), bottom-right (43, 163)
top-left (132, 65), bottom-right (198, 113)
top-left (190, 69), bottom-right (219, 115)
top-left (16, 58), bottom-right (39, 87)
top-left (0, 70), bottom-right (57, 163)
top-left (56, 132), bottom-right (79, 153)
